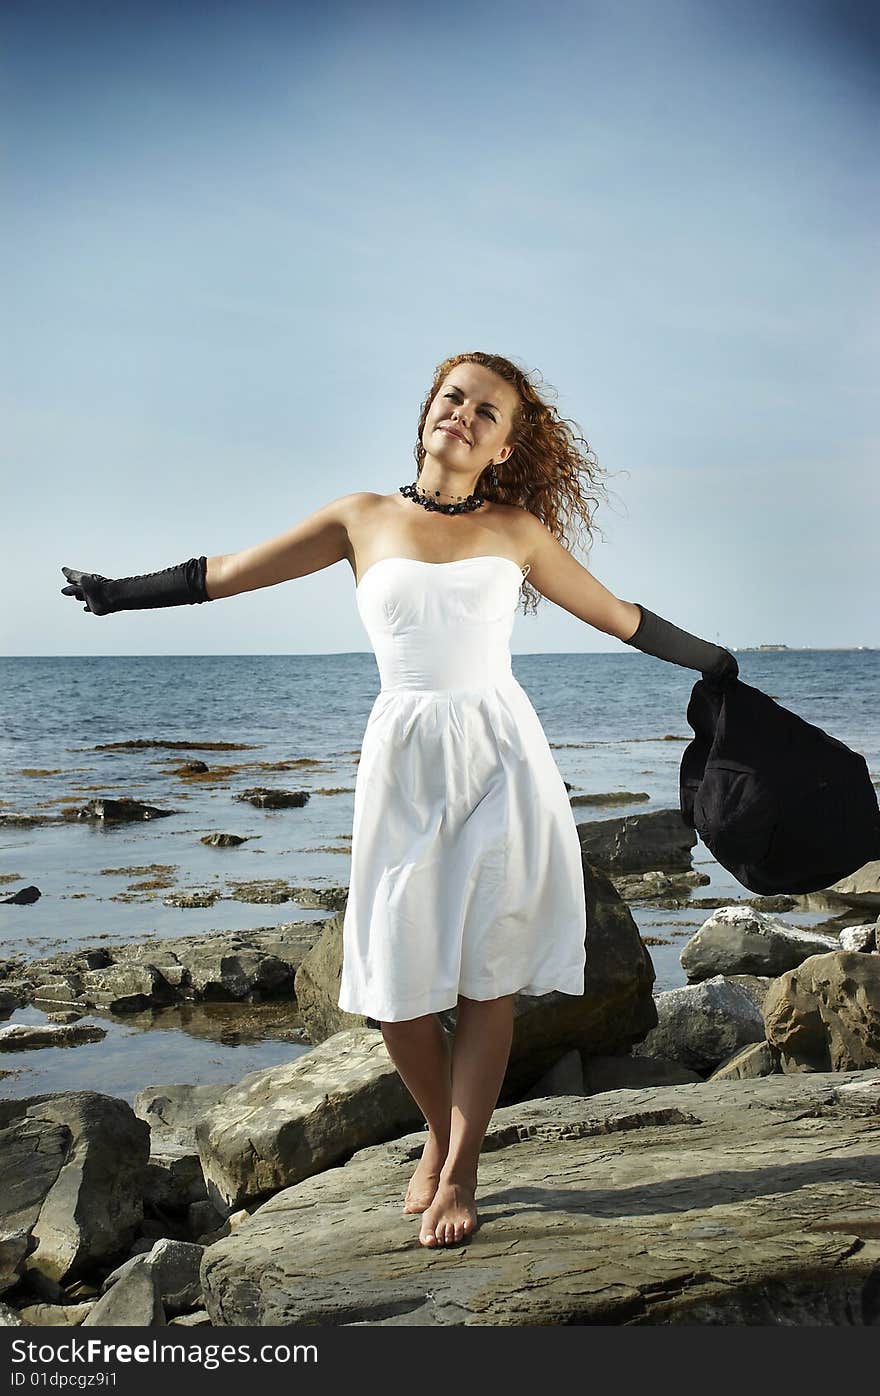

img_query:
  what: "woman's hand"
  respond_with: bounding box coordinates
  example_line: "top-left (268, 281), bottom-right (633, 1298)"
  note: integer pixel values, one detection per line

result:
top-left (60, 567), bottom-right (115, 615)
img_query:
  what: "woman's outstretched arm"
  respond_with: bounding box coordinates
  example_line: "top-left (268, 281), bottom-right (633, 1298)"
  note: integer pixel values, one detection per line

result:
top-left (61, 493), bottom-right (368, 616)
top-left (209, 492), bottom-right (366, 599)
top-left (519, 510), bottom-right (737, 685)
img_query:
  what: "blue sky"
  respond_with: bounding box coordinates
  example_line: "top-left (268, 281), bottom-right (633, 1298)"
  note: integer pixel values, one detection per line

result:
top-left (4, 0), bottom-right (877, 655)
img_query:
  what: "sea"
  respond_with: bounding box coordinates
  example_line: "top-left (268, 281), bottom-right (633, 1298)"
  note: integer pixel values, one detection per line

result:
top-left (1, 647), bottom-right (877, 1104)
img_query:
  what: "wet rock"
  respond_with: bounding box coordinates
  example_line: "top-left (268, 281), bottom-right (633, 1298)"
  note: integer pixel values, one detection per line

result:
top-left (0, 1023), bottom-right (106, 1052)
top-left (0, 1301), bottom-right (26, 1325)
top-left (764, 950), bottom-right (880, 1072)
top-left (199, 1070), bottom-right (880, 1327)
top-left (233, 788), bottom-right (310, 809)
top-left (570, 791), bottom-right (650, 807)
top-left (1, 886), bottom-right (41, 906)
top-left (163, 890), bottom-right (221, 908)
top-left (576, 808), bottom-right (697, 874)
top-left (680, 906), bottom-right (840, 982)
top-left (631, 976), bottom-right (765, 1075)
top-left (32, 974), bottom-right (85, 1007)
top-left (749, 894), bottom-right (798, 913)
top-left (67, 798), bottom-right (177, 823)
top-left (0, 988), bottom-right (22, 1017)
top-left (201, 833), bottom-right (249, 847)
top-left (81, 964), bottom-right (177, 1014)
top-left (610, 869), bottom-right (709, 903)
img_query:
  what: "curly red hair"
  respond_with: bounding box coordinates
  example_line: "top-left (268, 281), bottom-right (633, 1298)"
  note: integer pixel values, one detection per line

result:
top-left (414, 350), bottom-right (619, 614)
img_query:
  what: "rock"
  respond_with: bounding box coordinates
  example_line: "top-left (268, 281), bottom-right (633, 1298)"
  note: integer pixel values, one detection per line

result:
top-left (581, 1055), bottom-right (702, 1093)
top-left (201, 833), bottom-right (249, 847)
top-left (797, 861), bottom-right (880, 913)
top-left (169, 1309), bottom-right (212, 1325)
top-left (0, 988), bottom-right (23, 1017)
top-left (520, 1049), bottom-right (584, 1100)
top-left (0, 813), bottom-right (63, 829)
top-left (0, 1023), bottom-right (106, 1052)
top-left (233, 788), bottom-right (310, 809)
top-left (135, 1082), bottom-right (235, 1154)
top-left (724, 975), bottom-right (774, 1012)
top-left (570, 791), bottom-right (650, 807)
top-left (188, 1200), bottom-right (228, 1241)
top-left (195, 1028), bottom-right (425, 1209)
top-left (0, 1301), bottom-right (26, 1325)
top-left (680, 906), bottom-right (840, 982)
top-left (1, 886), bottom-right (41, 906)
top-left (764, 951), bottom-right (880, 1072)
top-left (610, 869), bottom-right (709, 903)
top-left (163, 891), bottom-right (222, 909)
top-left (102, 1239), bottom-right (204, 1317)
top-left (199, 1070), bottom-right (880, 1326)
top-left (631, 976), bottom-right (765, 1075)
top-left (296, 863), bottom-right (657, 1093)
top-left (0, 1230), bottom-right (32, 1297)
top-left (708, 1041), bottom-right (781, 1081)
top-left (750, 895), bottom-right (798, 913)
top-left (16, 924), bottom-right (322, 1014)
top-left (0, 1092), bottom-right (150, 1283)
top-left (32, 974), bottom-right (84, 1007)
top-left (69, 798), bottom-right (176, 823)
top-left (143, 1153), bottom-right (207, 1213)
top-left (576, 808), bottom-right (697, 874)
top-left (17, 1301), bottom-right (95, 1325)
top-left (81, 964), bottom-right (177, 1014)
top-left (82, 1259), bottom-right (165, 1326)
top-left (182, 948), bottom-right (293, 1000)
top-left (839, 924), bottom-right (877, 953)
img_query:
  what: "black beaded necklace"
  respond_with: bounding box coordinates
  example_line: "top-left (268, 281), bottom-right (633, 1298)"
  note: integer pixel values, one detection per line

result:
top-left (399, 465), bottom-right (497, 515)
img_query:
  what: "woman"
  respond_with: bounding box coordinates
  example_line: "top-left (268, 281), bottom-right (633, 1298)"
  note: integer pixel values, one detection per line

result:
top-left (62, 350), bottom-right (736, 1250)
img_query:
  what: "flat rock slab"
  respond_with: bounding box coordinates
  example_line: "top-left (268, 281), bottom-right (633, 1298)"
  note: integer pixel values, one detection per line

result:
top-left (200, 1071), bottom-right (880, 1327)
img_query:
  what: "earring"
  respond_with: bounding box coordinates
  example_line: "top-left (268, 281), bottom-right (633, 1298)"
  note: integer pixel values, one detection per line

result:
top-left (489, 463), bottom-right (498, 488)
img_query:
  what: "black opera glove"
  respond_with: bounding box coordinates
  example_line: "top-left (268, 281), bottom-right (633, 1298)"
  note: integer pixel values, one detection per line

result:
top-left (60, 557), bottom-right (210, 616)
top-left (625, 604), bottom-right (739, 688)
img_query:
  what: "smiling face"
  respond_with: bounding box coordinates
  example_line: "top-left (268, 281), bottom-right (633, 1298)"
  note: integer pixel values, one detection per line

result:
top-left (423, 362), bottom-right (520, 474)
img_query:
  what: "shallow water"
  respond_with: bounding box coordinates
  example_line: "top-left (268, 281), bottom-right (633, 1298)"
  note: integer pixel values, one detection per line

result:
top-left (1, 648), bottom-right (876, 1101)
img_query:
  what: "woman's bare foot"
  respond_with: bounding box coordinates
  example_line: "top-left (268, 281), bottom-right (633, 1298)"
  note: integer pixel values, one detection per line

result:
top-left (402, 1131), bottom-right (448, 1214)
top-left (418, 1175), bottom-right (478, 1247)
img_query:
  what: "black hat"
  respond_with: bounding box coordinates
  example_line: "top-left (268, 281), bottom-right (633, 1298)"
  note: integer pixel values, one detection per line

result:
top-left (680, 676), bottom-right (880, 895)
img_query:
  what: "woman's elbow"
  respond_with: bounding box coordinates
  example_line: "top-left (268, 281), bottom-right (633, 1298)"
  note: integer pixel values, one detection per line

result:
top-left (204, 555), bottom-right (230, 601)
top-left (616, 600), bottom-right (642, 643)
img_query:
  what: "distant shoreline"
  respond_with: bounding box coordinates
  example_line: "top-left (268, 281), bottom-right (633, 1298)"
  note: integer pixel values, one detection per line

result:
top-left (733, 646), bottom-right (877, 653)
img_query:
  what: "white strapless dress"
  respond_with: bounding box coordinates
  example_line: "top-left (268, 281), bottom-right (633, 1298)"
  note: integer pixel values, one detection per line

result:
top-left (337, 555), bottom-right (587, 1022)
